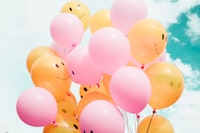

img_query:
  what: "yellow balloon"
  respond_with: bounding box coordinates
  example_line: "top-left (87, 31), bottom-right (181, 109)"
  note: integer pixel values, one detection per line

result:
top-left (43, 115), bottom-right (80, 133)
top-left (145, 62), bottom-right (184, 109)
top-left (31, 55), bottom-right (71, 102)
top-left (137, 115), bottom-right (174, 133)
top-left (61, 0), bottom-right (91, 31)
top-left (90, 9), bottom-right (112, 33)
top-left (26, 46), bottom-right (58, 73)
top-left (128, 19), bottom-right (168, 64)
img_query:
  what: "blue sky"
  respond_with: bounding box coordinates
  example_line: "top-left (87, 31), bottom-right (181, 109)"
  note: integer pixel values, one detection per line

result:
top-left (0, 0), bottom-right (200, 133)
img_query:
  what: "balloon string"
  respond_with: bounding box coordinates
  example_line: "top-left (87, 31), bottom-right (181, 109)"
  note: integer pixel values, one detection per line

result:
top-left (146, 109), bottom-right (156, 133)
top-left (135, 113), bottom-right (140, 133)
top-left (134, 114), bottom-right (137, 133)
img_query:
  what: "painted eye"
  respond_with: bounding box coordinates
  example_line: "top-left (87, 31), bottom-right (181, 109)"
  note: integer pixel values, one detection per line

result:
top-left (84, 87), bottom-right (87, 92)
top-left (72, 70), bottom-right (75, 75)
top-left (69, 7), bottom-right (72, 11)
top-left (83, 130), bottom-right (86, 133)
top-left (62, 109), bottom-right (67, 113)
top-left (55, 64), bottom-right (59, 68)
top-left (162, 34), bottom-right (165, 40)
top-left (61, 62), bottom-right (65, 66)
top-left (78, 4), bottom-right (80, 7)
top-left (90, 130), bottom-right (94, 133)
top-left (73, 124), bottom-right (79, 129)
top-left (170, 81), bottom-right (173, 87)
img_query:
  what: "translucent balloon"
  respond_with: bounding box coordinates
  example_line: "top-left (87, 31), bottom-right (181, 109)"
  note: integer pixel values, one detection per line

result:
top-left (137, 115), bottom-right (174, 133)
top-left (111, 0), bottom-right (147, 34)
top-left (79, 100), bottom-right (125, 133)
top-left (65, 46), bottom-right (103, 86)
top-left (88, 27), bottom-right (131, 75)
top-left (31, 55), bottom-right (71, 102)
top-left (50, 13), bottom-right (84, 49)
top-left (145, 62), bottom-right (184, 109)
top-left (109, 66), bottom-right (151, 113)
top-left (26, 46), bottom-right (58, 73)
top-left (16, 87), bottom-right (57, 127)
top-left (61, 0), bottom-right (91, 30)
top-left (128, 19), bottom-right (168, 64)
top-left (90, 9), bottom-right (112, 33)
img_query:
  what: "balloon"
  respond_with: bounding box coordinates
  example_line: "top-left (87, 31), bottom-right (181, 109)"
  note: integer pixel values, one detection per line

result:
top-left (79, 100), bottom-right (125, 133)
top-left (109, 66), bottom-right (151, 113)
top-left (51, 43), bottom-right (71, 60)
top-left (128, 18), bottom-right (168, 64)
top-left (90, 9), bottom-right (112, 33)
top-left (102, 73), bottom-right (112, 95)
top-left (79, 80), bottom-right (107, 99)
top-left (26, 46), bottom-right (58, 73)
top-left (111, 0), bottom-right (147, 34)
top-left (145, 62), bottom-right (184, 109)
top-left (129, 49), bottom-right (167, 71)
top-left (137, 115), bottom-right (174, 133)
top-left (43, 114), bottom-right (80, 133)
top-left (76, 92), bottom-right (113, 119)
top-left (88, 27), bottom-right (131, 75)
top-left (61, 0), bottom-right (91, 30)
top-left (50, 13), bottom-right (84, 49)
top-left (65, 46), bottom-right (103, 86)
top-left (57, 98), bottom-right (77, 118)
top-left (16, 87), bottom-right (57, 127)
top-left (31, 55), bottom-right (71, 102)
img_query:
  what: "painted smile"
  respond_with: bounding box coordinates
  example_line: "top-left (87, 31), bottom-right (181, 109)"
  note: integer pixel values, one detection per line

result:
top-left (57, 76), bottom-right (68, 80)
top-left (154, 43), bottom-right (160, 55)
top-left (79, 14), bottom-right (85, 19)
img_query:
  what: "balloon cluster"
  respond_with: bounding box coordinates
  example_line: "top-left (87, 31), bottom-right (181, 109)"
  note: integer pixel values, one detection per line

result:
top-left (16, 0), bottom-right (184, 133)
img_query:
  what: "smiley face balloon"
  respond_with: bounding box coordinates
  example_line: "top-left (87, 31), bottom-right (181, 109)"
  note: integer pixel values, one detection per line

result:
top-left (145, 62), bottom-right (184, 109)
top-left (128, 18), bottom-right (168, 64)
top-left (61, 0), bottom-right (91, 30)
top-left (31, 55), bottom-right (71, 102)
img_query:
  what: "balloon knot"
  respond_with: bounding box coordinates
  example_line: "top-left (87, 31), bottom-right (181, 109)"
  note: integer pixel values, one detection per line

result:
top-left (51, 120), bottom-right (58, 127)
top-left (97, 83), bottom-right (100, 88)
top-left (136, 114), bottom-right (140, 119)
top-left (153, 109), bottom-right (157, 114)
top-left (141, 64), bottom-right (145, 69)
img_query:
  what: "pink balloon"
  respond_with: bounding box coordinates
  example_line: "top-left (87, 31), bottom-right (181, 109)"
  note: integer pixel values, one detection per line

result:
top-left (129, 49), bottom-right (167, 71)
top-left (51, 43), bottom-right (73, 60)
top-left (79, 100), bottom-right (125, 133)
top-left (111, 0), bottom-right (147, 34)
top-left (109, 66), bottom-right (151, 113)
top-left (50, 13), bottom-right (84, 49)
top-left (16, 87), bottom-right (57, 127)
top-left (65, 46), bottom-right (103, 86)
top-left (88, 27), bottom-right (131, 75)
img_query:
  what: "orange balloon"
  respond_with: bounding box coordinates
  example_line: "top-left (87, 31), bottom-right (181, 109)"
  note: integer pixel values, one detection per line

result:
top-left (90, 9), bottom-right (112, 33)
top-left (43, 114), bottom-right (80, 133)
top-left (26, 46), bottom-right (58, 73)
top-left (79, 80), bottom-right (108, 99)
top-left (102, 74), bottom-right (112, 95)
top-left (128, 19), bottom-right (168, 64)
top-left (31, 55), bottom-right (71, 102)
top-left (145, 62), bottom-right (184, 109)
top-left (64, 91), bottom-right (78, 106)
top-left (57, 98), bottom-right (77, 118)
top-left (137, 115), bottom-right (174, 133)
top-left (76, 92), bottom-right (114, 119)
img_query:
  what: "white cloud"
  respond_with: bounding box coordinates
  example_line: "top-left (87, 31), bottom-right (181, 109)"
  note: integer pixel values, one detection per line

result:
top-left (186, 13), bottom-right (200, 44)
top-left (145, 0), bottom-right (200, 27)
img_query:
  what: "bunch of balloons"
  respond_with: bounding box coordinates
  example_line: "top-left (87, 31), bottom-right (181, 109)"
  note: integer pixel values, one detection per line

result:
top-left (16, 0), bottom-right (184, 133)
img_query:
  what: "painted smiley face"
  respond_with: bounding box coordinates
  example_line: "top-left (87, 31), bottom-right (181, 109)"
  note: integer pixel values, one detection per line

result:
top-left (128, 19), bottom-right (168, 64)
top-left (31, 55), bottom-right (71, 101)
top-left (61, 0), bottom-right (91, 30)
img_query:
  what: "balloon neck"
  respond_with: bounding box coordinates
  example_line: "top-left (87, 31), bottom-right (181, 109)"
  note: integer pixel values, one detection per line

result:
top-left (152, 109), bottom-right (157, 114)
